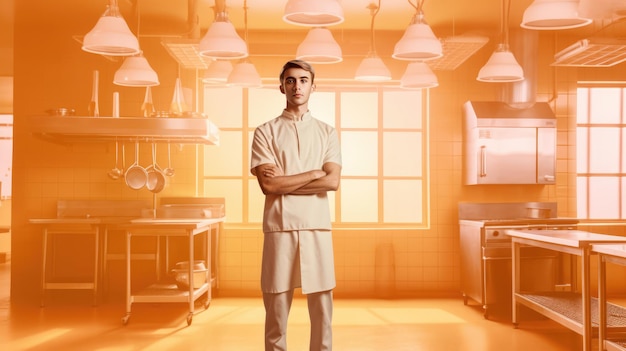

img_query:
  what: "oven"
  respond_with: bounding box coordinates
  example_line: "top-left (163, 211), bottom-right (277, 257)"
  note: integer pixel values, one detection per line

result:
top-left (458, 202), bottom-right (578, 319)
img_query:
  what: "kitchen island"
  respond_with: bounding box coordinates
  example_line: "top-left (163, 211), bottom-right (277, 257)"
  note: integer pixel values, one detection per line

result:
top-left (505, 229), bottom-right (626, 351)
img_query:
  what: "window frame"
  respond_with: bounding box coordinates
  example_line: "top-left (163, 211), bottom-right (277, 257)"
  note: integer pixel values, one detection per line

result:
top-left (576, 83), bottom-right (626, 220)
top-left (201, 85), bottom-right (431, 229)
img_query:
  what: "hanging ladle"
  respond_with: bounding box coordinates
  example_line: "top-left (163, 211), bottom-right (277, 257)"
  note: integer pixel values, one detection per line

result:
top-left (107, 140), bottom-right (123, 180)
top-left (163, 142), bottom-right (175, 177)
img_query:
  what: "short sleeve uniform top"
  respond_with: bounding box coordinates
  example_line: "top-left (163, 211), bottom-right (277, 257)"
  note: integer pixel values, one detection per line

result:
top-left (250, 110), bottom-right (342, 233)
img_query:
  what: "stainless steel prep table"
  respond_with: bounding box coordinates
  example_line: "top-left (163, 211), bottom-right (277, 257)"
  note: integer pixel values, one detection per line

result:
top-left (591, 243), bottom-right (626, 351)
top-left (116, 217), bottom-right (224, 326)
top-left (505, 229), bottom-right (626, 351)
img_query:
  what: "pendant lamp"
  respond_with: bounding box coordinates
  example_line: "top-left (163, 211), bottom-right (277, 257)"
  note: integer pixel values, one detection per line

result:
top-left (227, 62), bottom-right (262, 87)
top-left (355, 1), bottom-right (391, 82)
top-left (113, 53), bottom-right (160, 87)
top-left (401, 62), bottom-right (438, 89)
top-left (283, 0), bottom-right (344, 26)
top-left (296, 27), bottom-right (343, 64)
top-left (392, 0), bottom-right (442, 61)
top-left (477, 0), bottom-right (524, 82)
top-left (226, 0), bottom-right (262, 88)
top-left (199, 0), bottom-right (248, 59)
top-left (82, 0), bottom-right (140, 56)
top-left (521, 0), bottom-right (592, 30)
top-left (203, 60), bottom-right (233, 84)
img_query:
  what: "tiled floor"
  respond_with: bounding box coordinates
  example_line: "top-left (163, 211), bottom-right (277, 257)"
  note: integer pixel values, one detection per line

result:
top-left (0, 261), bottom-right (591, 350)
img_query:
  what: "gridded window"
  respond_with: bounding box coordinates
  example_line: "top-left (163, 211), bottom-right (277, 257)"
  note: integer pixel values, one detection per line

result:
top-left (202, 86), bottom-right (430, 228)
top-left (576, 86), bottom-right (626, 219)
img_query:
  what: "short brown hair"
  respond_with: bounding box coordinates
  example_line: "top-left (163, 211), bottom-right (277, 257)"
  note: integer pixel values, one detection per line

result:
top-left (279, 59), bottom-right (315, 83)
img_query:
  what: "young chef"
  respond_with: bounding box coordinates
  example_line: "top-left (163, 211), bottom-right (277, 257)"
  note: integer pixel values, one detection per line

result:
top-left (250, 59), bottom-right (342, 351)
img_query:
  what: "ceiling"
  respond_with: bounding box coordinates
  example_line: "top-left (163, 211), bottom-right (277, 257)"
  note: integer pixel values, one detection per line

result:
top-left (10, 0), bottom-right (626, 73)
top-left (26, 0), bottom-right (626, 37)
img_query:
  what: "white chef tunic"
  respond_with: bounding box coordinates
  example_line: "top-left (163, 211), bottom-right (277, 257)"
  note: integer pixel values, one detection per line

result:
top-left (250, 110), bottom-right (342, 293)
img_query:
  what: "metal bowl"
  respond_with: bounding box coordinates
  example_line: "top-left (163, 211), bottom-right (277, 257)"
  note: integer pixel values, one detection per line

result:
top-left (46, 108), bottom-right (76, 117)
top-left (171, 261), bottom-right (208, 290)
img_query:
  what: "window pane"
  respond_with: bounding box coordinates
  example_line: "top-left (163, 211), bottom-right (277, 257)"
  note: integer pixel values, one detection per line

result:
top-left (341, 92), bottom-right (378, 128)
top-left (309, 91), bottom-right (336, 127)
top-left (590, 88), bottom-right (621, 124)
top-left (589, 127), bottom-right (620, 173)
top-left (623, 128), bottom-right (626, 173)
top-left (340, 179), bottom-right (378, 222)
top-left (204, 131), bottom-right (242, 176)
top-left (203, 179), bottom-right (243, 222)
top-left (384, 180), bottom-right (423, 223)
top-left (576, 128), bottom-right (588, 173)
top-left (577, 177), bottom-right (588, 218)
top-left (576, 88), bottom-right (589, 124)
top-left (623, 90), bottom-right (626, 124)
top-left (0, 114), bottom-right (12, 198)
top-left (383, 91), bottom-right (422, 129)
top-left (341, 131), bottom-right (378, 176)
top-left (384, 131), bottom-right (422, 176)
top-left (249, 88), bottom-right (285, 127)
top-left (588, 177), bottom-right (619, 219)
top-left (204, 87), bottom-right (242, 128)
top-left (623, 178), bottom-right (626, 219)
top-left (248, 179), bottom-right (264, 223)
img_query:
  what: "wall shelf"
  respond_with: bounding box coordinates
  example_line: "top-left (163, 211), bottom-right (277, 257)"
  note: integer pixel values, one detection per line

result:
top-left (29, 116), bottom-right (220, 145)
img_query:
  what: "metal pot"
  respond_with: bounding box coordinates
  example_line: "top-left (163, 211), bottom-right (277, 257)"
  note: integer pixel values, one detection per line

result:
top-left (526, 207), bottom-right (551, 219)
top-left (170, 260), bottom-right (208, 290)
top-left (145, 143), bottom-right (166, 193)
top-left (125, 142), bottom-right (147, 190)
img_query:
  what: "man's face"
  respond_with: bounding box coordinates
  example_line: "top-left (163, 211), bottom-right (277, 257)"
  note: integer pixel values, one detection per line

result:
top-left (280, 67), bottom-right (315, 107)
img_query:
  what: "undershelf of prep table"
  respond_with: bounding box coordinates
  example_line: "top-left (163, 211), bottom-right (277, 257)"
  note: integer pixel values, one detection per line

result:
top-left (515, 292), bottom-right (626, 334)
top-left (130, 282), bottom-right (210, 304)
top-left (607, 339), bottom-right (626, 351)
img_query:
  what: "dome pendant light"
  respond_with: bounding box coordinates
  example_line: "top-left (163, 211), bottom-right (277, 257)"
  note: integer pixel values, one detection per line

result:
top-left (82, 0), bottom-right (140, 56)
top-left (401, 61), bottom-right (438, 89)
top-left (199, 0), bottom-right (248, 59)
top-left (227, 0), bottom-right (262, 88)
top-left (477, 0), bottom-right (524, 82)
top-left (392, 0), bottom-right (442, 61)
top-left (113, 53), bottom-right (160, 87)
top-left (521, 0), bottom-right (592, 30)
top-left (355, 1), bottom-right (391, 82)
top-left (203, 60), bottom-right (233, 84)
top-left (227, 62), bottom-right (262, 87)
top-left (296, 27), bottom-right (343, 64)
top-left (283, 0), bottom-right (345, 27)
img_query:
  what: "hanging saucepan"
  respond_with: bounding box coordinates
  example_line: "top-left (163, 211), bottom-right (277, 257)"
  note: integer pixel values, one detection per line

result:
top-left (146, 143), bottom-right (166, 193)
top-left (125, 142), bottom-right (147, 190)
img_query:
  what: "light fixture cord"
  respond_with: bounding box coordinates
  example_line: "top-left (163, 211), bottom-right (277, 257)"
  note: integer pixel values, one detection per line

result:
top-left (501, 0), bottom-right (511, 47)
top-left (243, 0), bottom-right (248, 43)
top-left (368, 0), bottom-right (381, 54)
top-left (108, 0), bottom-right (119, 17)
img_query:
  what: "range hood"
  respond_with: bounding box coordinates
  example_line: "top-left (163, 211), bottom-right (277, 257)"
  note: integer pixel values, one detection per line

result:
top-left (464, 101), bottom-right (556, 128)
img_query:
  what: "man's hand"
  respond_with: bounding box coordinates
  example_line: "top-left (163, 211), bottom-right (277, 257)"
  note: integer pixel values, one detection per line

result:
top-left (261, 164), bottom-right (284, 178)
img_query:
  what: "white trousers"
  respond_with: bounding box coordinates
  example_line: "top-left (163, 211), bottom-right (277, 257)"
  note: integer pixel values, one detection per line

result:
top-left (263, 289), bottom-right (333, 351)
